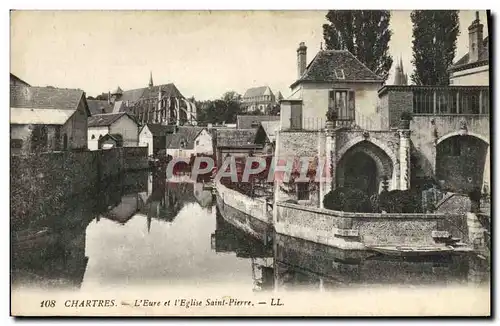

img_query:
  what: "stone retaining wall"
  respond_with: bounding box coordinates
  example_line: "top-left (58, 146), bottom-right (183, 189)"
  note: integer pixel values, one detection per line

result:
top-left (275, 201), bottom-right (449, 250)
top-left (10, 147), bottom-right (148, 230)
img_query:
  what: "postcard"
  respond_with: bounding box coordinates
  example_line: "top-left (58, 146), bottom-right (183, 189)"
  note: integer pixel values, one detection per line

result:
top-left (10, 10), bottom-right (491, 316)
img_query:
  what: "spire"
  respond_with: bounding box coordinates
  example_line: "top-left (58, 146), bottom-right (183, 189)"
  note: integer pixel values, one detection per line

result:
top-left (149, 71), bottom-right (153, 87)
top-left (393, 56), bottom-right (408, 86)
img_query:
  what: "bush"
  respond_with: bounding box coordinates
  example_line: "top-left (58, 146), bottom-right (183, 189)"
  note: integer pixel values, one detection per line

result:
top-left (323, 187), bottom-right (373, 213)
top-left (378, 190), bottom-right (422, 213)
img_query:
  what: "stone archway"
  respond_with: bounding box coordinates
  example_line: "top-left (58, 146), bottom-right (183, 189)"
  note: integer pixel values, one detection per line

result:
top-left (336, 140), bottom-right (394, 196)
top-left (436, 134), bottom-right (489, 194)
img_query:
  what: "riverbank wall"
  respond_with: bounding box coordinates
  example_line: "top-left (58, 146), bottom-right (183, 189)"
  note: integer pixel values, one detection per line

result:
top-left (215, 180), bottom-right (475, 252)
top-left (215, 181), bottom-right (273, 243)
top-left (10, 147), bottom-right (148, 230)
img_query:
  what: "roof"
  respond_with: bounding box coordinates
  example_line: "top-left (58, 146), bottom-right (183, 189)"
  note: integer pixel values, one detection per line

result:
top-left (290, 50), bottom-right (383, 88)
top-left (215, 129), bottom-right (258, 148)
top-left (166, 126), bottom-right (205, 149)
top-left (236, 115), bottom-right (280, 129)
top-left (87, 100), bottom-right (114, 115)
top-left (88, 112), bottom-right (136, 127)
top-left (99, 133), bottom-right (124, 146)
top-left (449, 36), bottom-right (489, 72)
top-left (115, 83), bottom-right (185, 113)
top-left (10, 73), bottom-right (30, 87)
top-left (243, 86), bottom-right (273, 99)
top-left (10, 85), bottom-right (85, 111)
top-left (10, 108), bottom-right (75, 125)
top-left (259, 121), bottom-right (280, 142)
top-left (142, 123), bottom-right (176, 136)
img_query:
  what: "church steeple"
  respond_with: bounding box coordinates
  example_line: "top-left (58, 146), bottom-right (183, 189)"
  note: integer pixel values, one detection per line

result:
top-left (149, 71), bottom-right (154, 87)
top-left (394, 57), bottom-right (408, 85)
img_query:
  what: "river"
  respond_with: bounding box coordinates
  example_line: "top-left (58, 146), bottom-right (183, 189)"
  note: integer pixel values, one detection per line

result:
top-left (11, 170), bottom-right (490, 293)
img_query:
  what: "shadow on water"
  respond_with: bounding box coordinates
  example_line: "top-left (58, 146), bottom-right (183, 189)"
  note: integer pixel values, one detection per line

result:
top-left (10, 168), bottom-right (490, 292)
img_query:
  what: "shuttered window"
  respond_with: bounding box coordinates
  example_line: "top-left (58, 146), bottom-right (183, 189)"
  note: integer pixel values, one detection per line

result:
top-left (329, 90), bottom-right (355, 120)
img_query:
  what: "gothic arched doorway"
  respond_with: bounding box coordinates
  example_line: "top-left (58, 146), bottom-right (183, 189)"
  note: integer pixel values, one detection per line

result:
top-left (336, 140), bottom-right (394, 196)
top-left (436, 135), bottom-right (488, 193)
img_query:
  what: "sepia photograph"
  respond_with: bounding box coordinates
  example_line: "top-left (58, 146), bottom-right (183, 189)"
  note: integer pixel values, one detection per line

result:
top-left (9, 9), bottom-right (491, 317)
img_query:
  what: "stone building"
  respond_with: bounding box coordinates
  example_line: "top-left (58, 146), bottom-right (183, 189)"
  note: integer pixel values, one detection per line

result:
top-left (449, 12), bottom-right (489, 86)
top-left (107, 72), bottom-right (197, 126)
top-left (166, 126), bottom-right (212, 159)
top-left (241, 86), bottom-right (278, 113)
top-left (274, 39), bottom-right (490, 208)
top-left (10, 85), bottom-right (90, 155)
top-left (87, 112), bottom-right (139, 150)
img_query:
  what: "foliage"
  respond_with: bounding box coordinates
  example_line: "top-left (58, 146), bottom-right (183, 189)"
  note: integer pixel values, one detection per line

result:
top-left (378, 190), bottom-right (422, 213)
top-left (195, 91), bottom-right (244, 125)
top-left (326, 107), bottom-right (338, 122)
top-left (268, 104), bottom-right (281, 116)
top-left (410, 10), bottom-right (460, 85)
top-left (323, 10), bottom-right (393, 80)
top-left (323, 187), bottom-right (373, 213)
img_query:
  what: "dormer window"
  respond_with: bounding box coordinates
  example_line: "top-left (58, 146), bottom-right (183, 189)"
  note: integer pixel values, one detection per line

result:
top-left (334, 69), bottom-right (346, 79)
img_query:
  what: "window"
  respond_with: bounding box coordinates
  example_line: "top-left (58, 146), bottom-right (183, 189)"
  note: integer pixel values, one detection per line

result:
top-left (196, 140), bottom-right (200, 145)
top-left (329, 90), bottom-right (355, 120)
top-left (296, 182), bottom-right (310, 201)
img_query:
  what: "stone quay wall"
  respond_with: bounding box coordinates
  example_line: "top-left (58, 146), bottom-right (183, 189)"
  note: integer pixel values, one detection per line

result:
top-left (275, 201), bottom-right (457, 250)
top-left (10, 147), bottom-right (148, 230)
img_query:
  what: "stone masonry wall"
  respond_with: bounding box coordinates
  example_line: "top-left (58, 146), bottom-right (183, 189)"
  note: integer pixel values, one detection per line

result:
top-left (11, 147), bottom-right (147, 230)
top-left (276, 202), bottom-right (444, 249)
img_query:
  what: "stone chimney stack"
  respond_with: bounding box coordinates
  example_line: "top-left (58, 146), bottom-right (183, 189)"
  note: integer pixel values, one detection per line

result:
top-left (108, 91), bottom-right (111, 104)
top-left (468, 11), bottom-right (484, 63)
top-left (297, 42), bottom-right (307, 79)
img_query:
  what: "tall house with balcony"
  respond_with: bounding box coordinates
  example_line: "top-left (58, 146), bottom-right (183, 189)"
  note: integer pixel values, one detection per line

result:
top-left (274, 38), bottom-right (490, 210)
top-left (280, 42), bottom-right (384, 131)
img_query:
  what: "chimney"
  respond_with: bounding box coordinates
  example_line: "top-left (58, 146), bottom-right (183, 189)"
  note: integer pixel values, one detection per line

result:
top-left (108, 91), bottom-right (111, 104)
top-left (468, 11), bottom-right (484, 63)
top-left (297, 42), bottom-right (307, 79)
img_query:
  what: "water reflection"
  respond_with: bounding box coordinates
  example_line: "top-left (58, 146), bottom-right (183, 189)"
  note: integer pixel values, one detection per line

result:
top-left (11, 169), bottom-right (490, 293)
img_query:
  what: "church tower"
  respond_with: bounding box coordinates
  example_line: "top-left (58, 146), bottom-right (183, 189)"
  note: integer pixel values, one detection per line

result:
top-left (393, 58), bottom-right (408, 85)
top-left (149, 71), bottom-right (154, 88)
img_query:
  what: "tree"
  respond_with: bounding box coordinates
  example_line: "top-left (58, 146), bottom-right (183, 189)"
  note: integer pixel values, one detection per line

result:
top-left (195, 91), bottom-right (243, 125)
top-left (410, 10), bottom-right (460, 86)
top-left (323, 10), bottom-right (393, 80)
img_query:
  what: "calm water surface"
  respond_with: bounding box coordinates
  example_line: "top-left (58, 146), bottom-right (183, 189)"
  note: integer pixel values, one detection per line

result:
top-left (11, 170), bottom-right (490, 292)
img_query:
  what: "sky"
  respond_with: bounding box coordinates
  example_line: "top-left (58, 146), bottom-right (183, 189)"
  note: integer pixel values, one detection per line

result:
top-left (10, 10), bottom-right (489, 100)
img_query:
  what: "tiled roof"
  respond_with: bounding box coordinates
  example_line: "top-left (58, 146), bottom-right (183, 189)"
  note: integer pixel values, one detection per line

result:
top-left (166, 126), bottom-right (205, 149)
top-left (88, 112), bottom-right (135, 127)
top-left (87, 100), bottom-right (114, 115)
top-left (259, 121), bottom-right (280, 142)
top-left (243, 86), bottom-right (273, 99)
top-left (449, 36), bottom-right (489, 71)
top-left (215, 129), bottom-right (258, 148)
top-left (291, 50), bottom-right (383, 88)
top-left (10, 73), bottom-right (30, 87)
top-left (10, 85), bottom-right (85, 111)
top-left (116, 83), bottom-right (185, 113)
top-left (236, 115), bottom-right (280, 129)
top-left (142, 123), bottom-right (176, 136)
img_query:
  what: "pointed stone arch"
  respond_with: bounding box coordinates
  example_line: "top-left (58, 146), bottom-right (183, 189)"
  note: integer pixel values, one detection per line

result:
top-left (336, 136), bottom-right (399, 193)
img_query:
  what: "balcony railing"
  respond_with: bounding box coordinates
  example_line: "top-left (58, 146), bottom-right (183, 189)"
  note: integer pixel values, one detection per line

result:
top-left (412, 87), bottom-right (490, 115)
top-left (287, 110), bottom-right (382, 131)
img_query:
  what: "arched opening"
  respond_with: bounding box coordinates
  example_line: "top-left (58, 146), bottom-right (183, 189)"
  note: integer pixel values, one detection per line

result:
top-left (336, 140), bottom-right (393, 196)
top-left (436, 135), bottom-right (488, 193)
